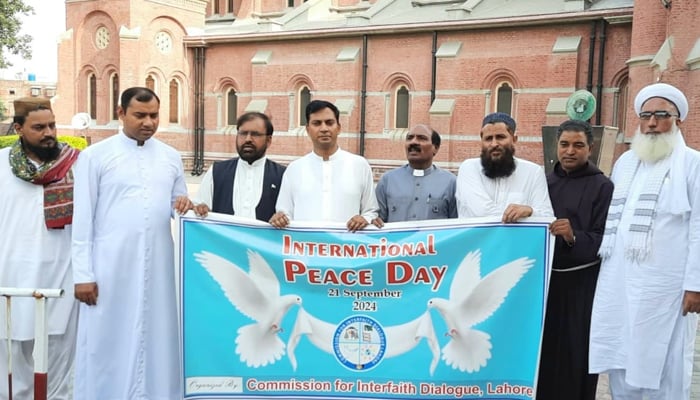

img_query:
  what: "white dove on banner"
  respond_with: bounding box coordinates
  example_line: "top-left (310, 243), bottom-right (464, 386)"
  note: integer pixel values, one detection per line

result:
top-left (428, 250), bottom-right (534, 373)
top-left (287, 308), bottom-right (441, 374)
top-left (194, 250), bottom-right (302, 367)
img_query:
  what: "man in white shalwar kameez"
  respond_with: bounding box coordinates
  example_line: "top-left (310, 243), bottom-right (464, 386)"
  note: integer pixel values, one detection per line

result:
top-left (456, 112), bottom-right (554, 222)
top-left (589, 83), bottom-right (700, 399)
top-left (0, 97), bottom-right (79, 400)
top-left (71, 87), bottom-right (193, 400)
top-left (269, 100), bottom-right (378, 231)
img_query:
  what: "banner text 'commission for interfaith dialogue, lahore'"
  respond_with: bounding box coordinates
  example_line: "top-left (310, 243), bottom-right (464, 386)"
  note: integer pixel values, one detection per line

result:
top-left (178, 213), bottom-right (553, 400)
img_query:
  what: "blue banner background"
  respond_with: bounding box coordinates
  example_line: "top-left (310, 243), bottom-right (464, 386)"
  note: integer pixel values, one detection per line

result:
top-left (179, 215), bottom-right (552, 399)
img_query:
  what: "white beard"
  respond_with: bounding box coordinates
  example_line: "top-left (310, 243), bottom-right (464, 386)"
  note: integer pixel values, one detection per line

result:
top-left (630, 124), bottom-right (679, 163)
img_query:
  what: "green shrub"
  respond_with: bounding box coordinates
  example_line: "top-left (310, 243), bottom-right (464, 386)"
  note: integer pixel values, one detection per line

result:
top-left (57, 136), bottom-right (89, 150)
top-left (0, 136), bottom-right (16, 149)
top-left (0, 135), bottom-right (88, 150)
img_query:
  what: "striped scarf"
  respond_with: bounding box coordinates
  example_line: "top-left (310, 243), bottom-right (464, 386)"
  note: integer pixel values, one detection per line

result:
top-left (599, 153), bottom-right (671, 262)
top-left (9, 139), bottom-right (80, 229)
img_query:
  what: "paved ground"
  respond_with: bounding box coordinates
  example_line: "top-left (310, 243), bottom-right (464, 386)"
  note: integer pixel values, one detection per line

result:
top-left (596, 374), bottom-right (612, 400)
top-left (595, 324), bottom-right (700, 399)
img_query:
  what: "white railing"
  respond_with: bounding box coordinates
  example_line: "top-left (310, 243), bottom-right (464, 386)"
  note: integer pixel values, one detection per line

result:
top-left (0, 287), bottom-right (64, 400)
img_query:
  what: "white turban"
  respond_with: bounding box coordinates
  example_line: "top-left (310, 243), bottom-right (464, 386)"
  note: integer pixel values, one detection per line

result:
top-left (634, 82), bottom-right (689, 121)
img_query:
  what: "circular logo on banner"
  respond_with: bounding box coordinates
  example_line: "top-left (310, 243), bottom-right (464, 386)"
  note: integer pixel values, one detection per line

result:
top-left (333, 315), bottom-right (386, 371)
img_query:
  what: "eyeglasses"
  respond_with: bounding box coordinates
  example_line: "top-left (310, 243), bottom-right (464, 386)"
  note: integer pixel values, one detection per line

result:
top-left (237, 131), bottom-right (267, 138)
top-left (639, 111), bottom-right (678, 120)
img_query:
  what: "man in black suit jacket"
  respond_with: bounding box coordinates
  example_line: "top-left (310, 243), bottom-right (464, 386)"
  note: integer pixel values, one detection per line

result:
top-left (194, 112), bottom-right (285, 221)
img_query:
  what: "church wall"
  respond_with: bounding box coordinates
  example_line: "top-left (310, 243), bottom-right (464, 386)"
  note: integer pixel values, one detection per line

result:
top-left (61, 20), bottom-right (635, 171)
top-left (626, 0), bottom-right (700, 149)
top-left (60, 1), bottom-right (700, 176)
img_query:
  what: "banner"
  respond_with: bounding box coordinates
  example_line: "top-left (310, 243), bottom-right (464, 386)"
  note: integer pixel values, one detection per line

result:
top-left (178, 214), bottom-right (553, 400)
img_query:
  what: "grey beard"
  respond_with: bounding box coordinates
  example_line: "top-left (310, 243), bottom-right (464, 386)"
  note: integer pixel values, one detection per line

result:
top-left (631, 125), bottom-right (679, 163)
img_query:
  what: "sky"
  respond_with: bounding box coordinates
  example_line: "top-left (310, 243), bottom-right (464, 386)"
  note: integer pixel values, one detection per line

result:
top-left (0, 0), bottom-right (66, 82)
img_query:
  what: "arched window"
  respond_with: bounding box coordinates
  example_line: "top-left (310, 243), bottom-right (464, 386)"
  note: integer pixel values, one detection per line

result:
top-left (145, 75), bottom-right (155, 91)
top-left (496, 82), bottom-right (513, 115)
top-left (111, 73), bottom-right (119, 120)
top-left (88, 73), bottom-right (97, 119)
top-left (299, 86), bottom-right (311, 126)
top-left (395, 86), bottom-right (409, 129)
top-left (169, 79), bottom-right (179, 124)
top-left (227, 89), bottom-right (238, 125)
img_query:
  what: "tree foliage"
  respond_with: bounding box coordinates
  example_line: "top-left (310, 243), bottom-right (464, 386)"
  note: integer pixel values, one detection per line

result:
top-left (0, 0), bottom-right (34, 69)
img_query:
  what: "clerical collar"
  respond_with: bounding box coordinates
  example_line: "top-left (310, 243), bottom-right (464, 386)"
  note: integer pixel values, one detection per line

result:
top-left (409, 164), bottom-right (435, 177)
top-left (120, 130), bottom-right (149, 147)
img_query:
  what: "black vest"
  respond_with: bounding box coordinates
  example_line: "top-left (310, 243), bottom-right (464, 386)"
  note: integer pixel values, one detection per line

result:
top-left (211, 158), bottom-right (286, 222)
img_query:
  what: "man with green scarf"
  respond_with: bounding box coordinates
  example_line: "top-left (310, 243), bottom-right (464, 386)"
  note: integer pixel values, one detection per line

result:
top-left (0, 97), bottom-right (79, 400)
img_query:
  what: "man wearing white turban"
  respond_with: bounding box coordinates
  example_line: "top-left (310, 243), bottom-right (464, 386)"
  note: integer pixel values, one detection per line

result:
top-left (589, 82), bottom-right (700, 399)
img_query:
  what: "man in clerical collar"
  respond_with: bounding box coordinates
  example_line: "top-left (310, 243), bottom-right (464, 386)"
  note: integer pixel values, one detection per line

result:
top-left (0, 97), bottom-right (79, 400)
top-left (71, 86), bottom-right (192, 400)
top-left (194, 112), bottom-right (285, 221)
top-left (372, 124), bottom-right (457, 226)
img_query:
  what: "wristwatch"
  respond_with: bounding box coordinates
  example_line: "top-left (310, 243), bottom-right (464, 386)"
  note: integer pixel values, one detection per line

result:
top-left (566, 235), bottom-right (576, 247)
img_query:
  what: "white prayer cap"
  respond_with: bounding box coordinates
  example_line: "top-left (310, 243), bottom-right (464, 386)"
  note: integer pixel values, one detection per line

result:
top-left (634, 82), bottom-right (688, 121)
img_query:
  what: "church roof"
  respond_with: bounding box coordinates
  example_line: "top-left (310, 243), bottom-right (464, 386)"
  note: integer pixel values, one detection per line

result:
top-left (187, 0), bottom-right (633, 42)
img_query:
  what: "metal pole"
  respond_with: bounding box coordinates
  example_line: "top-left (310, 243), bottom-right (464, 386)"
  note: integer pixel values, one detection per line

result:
top-left (0, 288), bottom-right (64, 400)
top-left (33, 296), bottom-right (48, 400)
top-left (0, 289), bottom-right (63, 298)
top-left (5, 296), bottom-right (13, 400)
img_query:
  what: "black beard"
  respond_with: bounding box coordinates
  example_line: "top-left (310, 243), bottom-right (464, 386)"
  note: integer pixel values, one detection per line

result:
top-left (237, 145), bottom-right (265, 164)
top-left (480, 146), bottom-right (516, 178)
top-left (23, 138), bottom-right (61, 162)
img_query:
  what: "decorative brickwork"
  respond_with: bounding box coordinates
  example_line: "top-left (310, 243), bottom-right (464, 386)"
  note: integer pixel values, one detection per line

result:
top-left (48, 0), bottom-right (700, 175)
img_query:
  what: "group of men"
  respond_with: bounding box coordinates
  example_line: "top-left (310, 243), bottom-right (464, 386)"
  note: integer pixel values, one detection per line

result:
top-left (1, 87), bottom-right (192, 399)
top-left (538, 82), bottom-right (700, 400)
top-left (1, 82), bottom-right (698, 399)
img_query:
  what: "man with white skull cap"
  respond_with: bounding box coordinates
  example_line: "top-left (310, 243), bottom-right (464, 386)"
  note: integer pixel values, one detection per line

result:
top-left (589, 82), bottom-right (700, 399)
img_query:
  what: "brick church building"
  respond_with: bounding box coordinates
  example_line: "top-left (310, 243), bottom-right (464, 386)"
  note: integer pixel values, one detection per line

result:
top-left (53, 0), bottom-right (700, 175)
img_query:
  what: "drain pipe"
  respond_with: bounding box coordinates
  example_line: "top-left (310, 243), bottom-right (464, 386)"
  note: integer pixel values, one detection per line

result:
top-left (359, 34), bottom-right (368, 156)
top-left (431, 31), bottom-right (437, 104)
top-left (595, 19), bottom-right (607, 126)
top-left (586, 20), bottom-right (597, 94)
top-left (192, 46), bottom-right (206, 175)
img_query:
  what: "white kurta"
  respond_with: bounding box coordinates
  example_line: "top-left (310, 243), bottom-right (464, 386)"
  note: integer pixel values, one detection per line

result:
top-left (71, 132), bottom-right (187, 400)
top-left (0, 148), bottom-right (76, 339)
top-left (276, 148), bottom-right (378, 223)
top-left (589, 146), bottom-right (700, 391)
top-left (0, 147), bottom-right (78, 400)
top-left (455, 157), bottom-right (554, 218)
